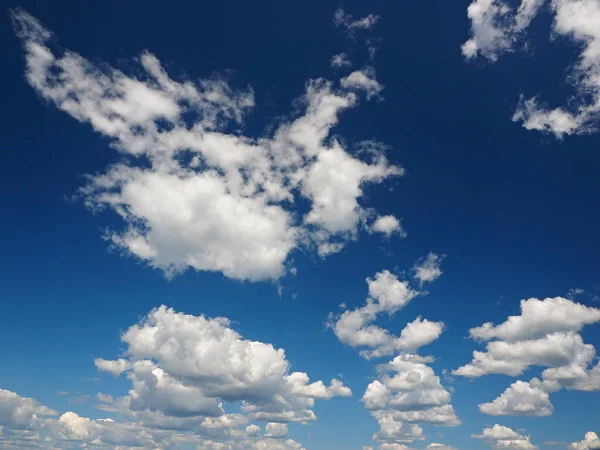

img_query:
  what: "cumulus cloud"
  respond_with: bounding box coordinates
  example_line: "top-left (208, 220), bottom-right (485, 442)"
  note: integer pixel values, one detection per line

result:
top-left (473, 424), bottom-right (538, 450)
top-left (412, 253), bottom-right (444, 284)
top-left (328, 267), bottom-right (444, 359)
top-left (478, 380), bottom-right (553, 416)
top-left (427, 444), bottom-right (458, 450)
top-left (462, 0), bottom-right (600, 137)
top-left (569, 432), bottom-right (600, 450)
top-left (455, 296), bottom-right (600, 416)
top-left (370, 215), bottom-right (405, 237)
top-left (11, 8), bottom-right (401, 281)
top-left (0, 389), bottom-right (57, 428)
top-left (341, 70), bottom-right (384, 99)
top-left (94, 306), bottom-right (350, 425)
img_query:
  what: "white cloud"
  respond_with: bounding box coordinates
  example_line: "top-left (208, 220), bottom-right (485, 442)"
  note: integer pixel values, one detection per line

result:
top-left (0, 389), bottom-right (57, 428)
top-left (569, 432), bottom-right (600, 450)
top-left (478, 380), bottom-right (553, 416)
top-left (427, 444), bottom-right (458, 450)
top-left (455, 296), bottom-right (600, 417)
top-left (328, 268), bottom-right (444, 359)
top-left (11, 9), bottom-right (401, 281)
top-left (340, 70), bottom-right (384, 99)
top-left (265, 423), bottom-right (288, 438)
top-left (95, 305), bottom-right (350, 424)
top-left (331, 52), bottom-right (352, 68)
top-left (473, 425), bottom-right (538, 450)
top-left (412, 253), bottom-right (444, 284)
top-left (462, 0), bottom-right (600, 137)
top-left (370, 215), bottom-right (406, 237)
top-left (362, 354), bottom-right (459, 446)
top-left (94, 358), bottom-right (130, 376)
top-left (333, 7), bottom-right (380, 35)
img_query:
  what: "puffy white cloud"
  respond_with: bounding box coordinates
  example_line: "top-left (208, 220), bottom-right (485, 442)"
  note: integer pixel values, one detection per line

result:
top-left (94, 358), bottom-right (130, 376)
top-left (0, 389), bottom-right (56, 428)
top-left (412, 253), bottom-right (444, 284)
top-left (461, 0), bottom-right (544, 60)
top-left (370, 215), bottom-right (405, 237)
top-left (331, 52), bottom-right (352, 68)
top-left (427, 444), bottom-right (458, 450)
top-left (462, 0), bottom-right (600, 137)
top-left (469, 297), bottom-right (600, 343)
top-left (340, 70), bottom-right (384, 99)
top-left (473, 425), bottom-right (538, 450)
top-left (478, 380), bottom-right (553, 416)
top-left (11, 9), bottom-right (401, 281)
top-left (329, 268), bottom-right (444, 359)
top-left (569, 432), bottom-right (600, 450)
top-left (95, 306), bottom-right (350, 424)
top-left (362, 354), bottom-right (459, 446)
top-left (455, 296), bottom-right (600, 418)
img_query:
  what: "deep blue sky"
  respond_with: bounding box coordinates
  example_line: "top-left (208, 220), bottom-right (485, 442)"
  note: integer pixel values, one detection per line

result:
top-left (0, 1), bottom-right (599, 449)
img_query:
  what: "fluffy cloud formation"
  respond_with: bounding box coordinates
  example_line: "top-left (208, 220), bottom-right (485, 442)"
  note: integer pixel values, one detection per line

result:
top-left (570, 432), bottom-right (600, 450)
top-left (12, 9), bottom-right (401, 281)
top-left (473, 424), bottom-right (538, 450)
top-left (455, 296), bottom-right (600, 416)
top-left (94, 305), bottom-right (351, 424)
top-left (370, 215), bottom-right (405, 237)
top-left (0, 389), bottom-right (56, 428)
top-left (462, 0), bottom-right (600, 137)
top-left (478, 380), bottom-right (553, 416)
top-left (331, 52), bottom-right (352, 68)
top-left (328, 266), bottom-right (444, 359)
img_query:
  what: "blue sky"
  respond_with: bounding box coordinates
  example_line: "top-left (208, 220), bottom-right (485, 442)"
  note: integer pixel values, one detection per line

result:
top-left (1, 0), bottom-right (600, 449)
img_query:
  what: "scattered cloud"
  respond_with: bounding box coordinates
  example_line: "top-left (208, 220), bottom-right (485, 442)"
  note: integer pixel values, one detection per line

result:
top-left (462, 0), bottom-right (600, 137)
top-left (473, 424), bottom-right (538, 450)
top-left (333, 7), bottom-right (380, 36)
top-left (569, 432), bottom-right (600, 450)
top-left (331, 52), bottom-right (352, 68)
top-left (11, 8), bottom-right (401, 282)
top-left (412, 253), bottom-right (444, 285)
top-left (370, 215), bottom-right (406, 237)
top-left (340, 69), bottom-right (384, 99)
top-left (478, 379), bottom-right (553, 416)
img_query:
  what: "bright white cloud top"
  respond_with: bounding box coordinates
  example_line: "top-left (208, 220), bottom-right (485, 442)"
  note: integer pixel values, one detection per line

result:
top-left (11, 8), bottom-right (402, 282)
top-left (462, 0), bottom-right (600, 137)
top-left (454, 296), bottom-right (600, 416)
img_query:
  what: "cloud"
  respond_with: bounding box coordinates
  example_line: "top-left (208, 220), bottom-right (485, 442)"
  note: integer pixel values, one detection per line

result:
top-left (94, 358), bottom-right (130, 376)
top-left (473, 425), bottom-right (538, 450)
top-left (11, 8), bottom-right (401, 282)
top-left (569, 432), bottom-right (600, 450)
top-left (0, 389), bottom-right (57, 428)
top-left (333, 7), bottom-right (380, 35)
top-left (412, 253), bottom-right (444, 284)
top-left (454, 296), bottom-right (600, 417)
top-left (427, 444), bottom-right (458, 450)
top-left (370, 215), bottom-right (406, 237)
top-left (331, 52), bottom-right (352, 68)
top-left (340, 70), bottom-right (384, 99)
top-left (478, 380), bottom-right (554, 416)
top-left (328, 267), bottom-right (444, 359)
top-left (462, 0), bottom-right (600, 137)
top-left (265, 423), bottom-right (288, 438)
top-left (95, 305), bottom-right (350, 424)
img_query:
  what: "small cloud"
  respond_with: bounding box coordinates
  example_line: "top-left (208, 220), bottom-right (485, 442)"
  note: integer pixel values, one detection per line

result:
top-left (567, 287), bottom-right (585, 299)
top-left (413, 253), bottom-right (445, 284)
top-left (331, 52), bottom-right (352, 68)
top-left (56, 391), bottom-right (70, 396)
top-left (333, 7), bottom-right (380, 36)
top-left (369, 215), bottom-right (405, 237)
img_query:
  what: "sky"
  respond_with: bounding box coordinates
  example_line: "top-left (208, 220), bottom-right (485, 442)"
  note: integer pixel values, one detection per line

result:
top-left (0, 0), bottom-right (600, 449)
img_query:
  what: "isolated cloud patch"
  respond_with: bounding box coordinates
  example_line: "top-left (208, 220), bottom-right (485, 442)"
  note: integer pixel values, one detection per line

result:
top-left (462, 0), bottom-right (600, 137)
top-left (473, 424), bottom-right (538, 450)
top-left (12, 9), bottom-right (401, 281)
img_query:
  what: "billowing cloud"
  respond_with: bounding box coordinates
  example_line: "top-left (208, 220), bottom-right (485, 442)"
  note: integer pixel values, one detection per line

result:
top-left (478, 380), bottom-right (553, 416)
top-left (11, 8), bottom-right (401, 281)
top-left (0, 389), bottom-right (57, 428)
top-left (569, 432), bottom-right (600, 450)
top-left (94, 305), bottom-right (351, 424)
top-left (455, 296), bottom-right (600, 416)
top-left (473, 425), bottom-right (538, 450)
top-left (462, 0), bottom-right (600, 137)
top-left (341, 70), bottom-right (384, 99)
top-left (328, 267), bottom-right (444, 359)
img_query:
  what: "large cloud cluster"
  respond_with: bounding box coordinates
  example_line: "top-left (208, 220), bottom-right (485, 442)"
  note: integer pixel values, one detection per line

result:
top-left (454, 296), bottom-right (600, 416)
top-left (12, 8), bottom-right (402, 282)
